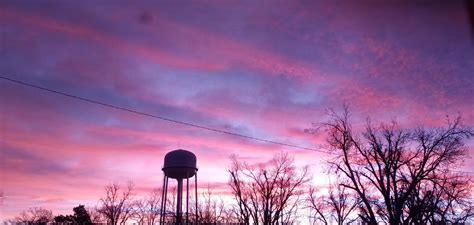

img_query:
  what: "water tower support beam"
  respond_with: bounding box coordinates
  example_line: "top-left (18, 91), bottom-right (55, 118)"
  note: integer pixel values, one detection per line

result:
top-left (177, 178), bottom-right (183, 224)
top-left (160, 175), bottom-right (166, 225)
top-left (161, 176), bottom-right (169, 225)
top-left (186, 171), bottom-right (189, 224)
top-left (195, 172), bottom-right (198, 224)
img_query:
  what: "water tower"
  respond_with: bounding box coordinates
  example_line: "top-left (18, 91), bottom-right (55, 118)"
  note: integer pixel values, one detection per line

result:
top-left (160, 149), bottom-right (198, 225)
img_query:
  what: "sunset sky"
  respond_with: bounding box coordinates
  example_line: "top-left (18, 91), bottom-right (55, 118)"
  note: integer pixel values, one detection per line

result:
top-left (1, 0), bottom-right (473, 220)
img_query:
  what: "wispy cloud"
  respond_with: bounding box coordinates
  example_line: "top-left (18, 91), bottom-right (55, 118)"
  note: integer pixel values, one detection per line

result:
top-left (1, 0), bottom-right (472, 219)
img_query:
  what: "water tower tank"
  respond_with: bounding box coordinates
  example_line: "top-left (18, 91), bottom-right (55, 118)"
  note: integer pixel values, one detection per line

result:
top-left (162, 149), bottom-right (197, 179)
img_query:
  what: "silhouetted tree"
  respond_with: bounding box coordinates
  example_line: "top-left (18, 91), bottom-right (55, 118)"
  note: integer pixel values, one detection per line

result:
top-left (405, 171), bottom-right (474, 224)
top-left (162, 186), bottom-right (177, 223)
top-left (73, 205), bottom-right (92, 224)
top-left (132, 199), bottom-right (147, 224)
top-left (87, 206), bottom-right (103, 224)
top-left (228, 152), bottom-right (310, 225)
top-left (310, 107), bottom-right (473, 224)
top-left (54, 214), bottom-right (74, 223)
top-left (191, 184), bottom-right (226, 223)
top-left (15, 207), bottom-right (53, 225)
top-left (229, 159), bottom-right (252, 225)
top-left (98, 182), bottom-right (135, 225)
top-left (53, 205), bottom-right (93, 224)
top-left (279, 190), bottom-right (303, 225)
top-left (132, 188), bottom-right (162, 225)
top-left (307, 178), bottom-right (360, 225)
top-left (185, 184), bottom-right (241, 224)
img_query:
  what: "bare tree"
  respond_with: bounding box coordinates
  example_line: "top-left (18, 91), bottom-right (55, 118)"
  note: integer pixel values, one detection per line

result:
top-left (15, 207), bottom-right (53, 225)
top-left (229, 158), bottom-right (252, 224)
top-left (133, 188), bottom-right (162, 225)
top-left (279, 191), bottom-right (303, 225)
top-left (190, 184), bottom-right (226, 224)
top-left (219, 205), bottom-right (241, 224)
top-left (307, 180), bottom-right (360, 225)
top-left (87, 206), bottom-right (104, 224)
top-left (98, 182), bottom-right (135, 225)
top-left (146, 189), bottom-right (162, 225)
top-left (228, 152), bottom-right (310, 225)
top-left (405, 171), bottom-right (474, 224)
top-left (133, 199), bottom-right (148, 225)
top-left (312, 107), bottom-right (473, 224)
top-left (162, 186), bottom-right (177, 223)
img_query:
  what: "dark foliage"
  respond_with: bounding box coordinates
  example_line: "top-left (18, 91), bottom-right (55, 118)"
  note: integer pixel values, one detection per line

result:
top-left (54, 205), bottom-right (92, 224)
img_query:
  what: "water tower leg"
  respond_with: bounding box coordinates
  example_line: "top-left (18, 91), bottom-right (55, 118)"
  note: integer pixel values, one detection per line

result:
top-left (163, 177), bottom-right (169, 225)
top-left (160, 175), bottom-right (167, 225)
top-left (177, 178), bottom-right (183, 224)
top-left (186, 174), bottom-right (189, 224)
top-left (195, 172), bottom-right (198, 224)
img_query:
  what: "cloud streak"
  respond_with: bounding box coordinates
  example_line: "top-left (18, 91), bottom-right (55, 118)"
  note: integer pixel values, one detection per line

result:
top-left (1, 0), bottom-right (472, 220)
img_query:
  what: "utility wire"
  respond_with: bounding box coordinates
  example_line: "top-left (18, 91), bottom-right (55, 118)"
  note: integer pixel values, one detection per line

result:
top-left (2, 76), bottom-right (474, 174)
top-left (0, 75), bottom-right (330, 153)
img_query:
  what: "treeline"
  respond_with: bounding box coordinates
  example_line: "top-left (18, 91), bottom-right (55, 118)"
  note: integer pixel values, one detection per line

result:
top-left (9, 183), bottom-right (239, 225)
top-left (8, 111), bottom-right (474, 225)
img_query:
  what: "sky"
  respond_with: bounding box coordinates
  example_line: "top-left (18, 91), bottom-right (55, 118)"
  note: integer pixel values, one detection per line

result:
top-left (1, 0), bottom-right (473, 220)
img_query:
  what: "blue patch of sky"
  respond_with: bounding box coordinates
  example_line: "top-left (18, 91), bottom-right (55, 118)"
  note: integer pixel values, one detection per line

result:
top-left (137, 63), bottom-right (263, 104)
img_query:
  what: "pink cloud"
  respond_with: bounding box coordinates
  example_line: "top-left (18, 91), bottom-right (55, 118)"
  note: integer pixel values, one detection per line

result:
top-left (135, 15), bottom-right (335, 82)
top-left (1, 7), bottom-right (227, 71)
top-left (1, 2), bottom-right (472, 220)
top-left (2, 81), bottom-right (466, 221)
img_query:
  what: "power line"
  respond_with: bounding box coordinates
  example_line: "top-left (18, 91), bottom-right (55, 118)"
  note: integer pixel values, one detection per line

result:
top-left (0, 75), bottom-right (330, 153)
top-left (2, 76), bottom-right (474, 174)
